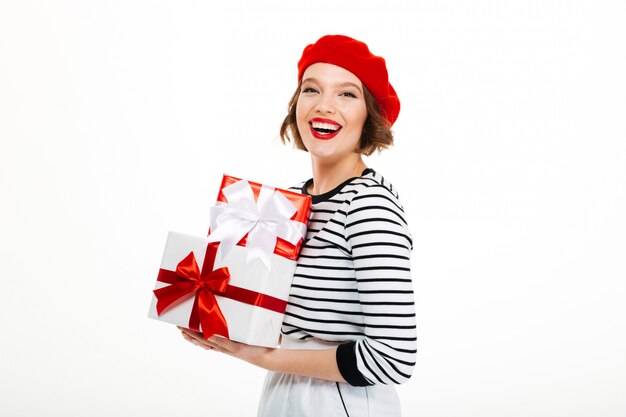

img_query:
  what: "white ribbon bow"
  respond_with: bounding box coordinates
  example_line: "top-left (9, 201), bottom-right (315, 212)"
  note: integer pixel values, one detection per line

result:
top-left (206, 179), bottom-right (307, 270)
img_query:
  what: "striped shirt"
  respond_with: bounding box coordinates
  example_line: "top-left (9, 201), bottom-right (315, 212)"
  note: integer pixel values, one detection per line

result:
top-left (282, 168), bottom-right (417, 386)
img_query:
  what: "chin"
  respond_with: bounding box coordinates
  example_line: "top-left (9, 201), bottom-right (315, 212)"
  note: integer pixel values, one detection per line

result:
top-left (311, 150), bottom-right (345, 164)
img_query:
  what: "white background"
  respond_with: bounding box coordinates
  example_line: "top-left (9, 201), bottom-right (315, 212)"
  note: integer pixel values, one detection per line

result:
top-left (1, 1), bottom-right (625, 416)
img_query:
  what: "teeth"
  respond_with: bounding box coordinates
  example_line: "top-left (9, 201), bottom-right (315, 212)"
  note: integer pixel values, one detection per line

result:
top-left (311, 122), bottom-right (341, 131)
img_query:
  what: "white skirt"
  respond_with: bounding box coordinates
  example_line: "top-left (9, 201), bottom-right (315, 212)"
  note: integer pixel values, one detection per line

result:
top-left (257, 337), bottom-right (402, 417)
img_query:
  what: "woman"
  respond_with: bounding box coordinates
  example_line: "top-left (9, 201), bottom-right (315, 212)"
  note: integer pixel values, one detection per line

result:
top-left (180, 34), bottom-right (417, 417)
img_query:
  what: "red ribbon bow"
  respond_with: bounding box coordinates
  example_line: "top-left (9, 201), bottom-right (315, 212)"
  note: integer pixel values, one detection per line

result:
top-left (154, 243), bottom-right (230, 339)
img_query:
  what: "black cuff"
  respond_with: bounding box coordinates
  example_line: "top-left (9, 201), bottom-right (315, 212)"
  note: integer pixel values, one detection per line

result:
top-left (336, 341), bottom-right (372, 387)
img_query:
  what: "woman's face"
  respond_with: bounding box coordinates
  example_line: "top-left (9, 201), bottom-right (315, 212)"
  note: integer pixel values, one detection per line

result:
top-left (296, 63), bottom-right (368, 164)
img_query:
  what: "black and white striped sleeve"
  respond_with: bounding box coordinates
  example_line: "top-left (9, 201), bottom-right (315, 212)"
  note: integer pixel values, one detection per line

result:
top-left (337, 184), bottom-right (417, 385)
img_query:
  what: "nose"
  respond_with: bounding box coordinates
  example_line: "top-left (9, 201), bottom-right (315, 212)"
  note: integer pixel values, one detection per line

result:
top-left (315, 93), bottom-right (335, 114)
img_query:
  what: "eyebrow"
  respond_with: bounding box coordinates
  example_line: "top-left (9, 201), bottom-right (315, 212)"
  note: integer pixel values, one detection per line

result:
top-left (301, 77), bottom-right (363, 94)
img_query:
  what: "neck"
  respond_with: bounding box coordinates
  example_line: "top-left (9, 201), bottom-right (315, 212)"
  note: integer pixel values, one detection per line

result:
top-left (309, 154), bottom-right (367, 195)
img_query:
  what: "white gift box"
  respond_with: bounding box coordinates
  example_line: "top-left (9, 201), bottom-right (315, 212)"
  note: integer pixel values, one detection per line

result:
top-left (148, 231), bottom-right (296, 347)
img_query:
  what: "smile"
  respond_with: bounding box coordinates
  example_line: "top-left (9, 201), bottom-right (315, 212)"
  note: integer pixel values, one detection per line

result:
top-left (309, 118), bottom-right (342, 140)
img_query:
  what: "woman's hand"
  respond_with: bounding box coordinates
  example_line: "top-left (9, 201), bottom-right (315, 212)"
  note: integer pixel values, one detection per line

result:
top-left (177, 326), bottom-right (345, 382)
top-left (178, 326), bottom-right (272, 368)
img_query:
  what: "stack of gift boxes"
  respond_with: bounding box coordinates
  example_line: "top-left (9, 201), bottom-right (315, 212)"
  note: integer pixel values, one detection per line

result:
top-left (148, 175), bottom-right (311, 347)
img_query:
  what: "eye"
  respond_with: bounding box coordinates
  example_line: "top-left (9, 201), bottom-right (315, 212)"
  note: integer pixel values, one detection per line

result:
top-left (340, 91), bottom-right (358, 98)
top-left (302, 86), bottom-right (319, 94)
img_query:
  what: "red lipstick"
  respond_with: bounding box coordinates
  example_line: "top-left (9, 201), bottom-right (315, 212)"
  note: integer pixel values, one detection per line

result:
top-left (309, 118), bottom-right (342, 140)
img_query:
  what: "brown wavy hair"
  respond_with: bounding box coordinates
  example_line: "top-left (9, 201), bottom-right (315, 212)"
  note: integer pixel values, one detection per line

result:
top-left (279, 83), bottom-right (394, 156)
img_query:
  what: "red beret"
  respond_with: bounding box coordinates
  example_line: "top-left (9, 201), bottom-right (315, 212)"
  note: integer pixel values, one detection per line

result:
top-left (297, 34), bottom-right (400, 126)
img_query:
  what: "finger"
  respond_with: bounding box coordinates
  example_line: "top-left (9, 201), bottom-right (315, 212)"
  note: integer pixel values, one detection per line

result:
top-left (208, 336), bottom-right (238, 351)
top-left (206, 337), bottom-right (239, 356)
top-left (176, 327), bottom-right (211, 350)
top-left (180, 328), bottom-right (205, 342)
top-left (178, 328), bottom-right (229, 352)
top-left (181, 332), bottom-right (193, 342)
top-left (185, 334), bottom-right (221, 351)
top-left (191, 338), bottom-right (210, 349)
top-left (178, 326), bottom-right (200, 336)
top-left (194, 339), bottom-right (214, 350)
